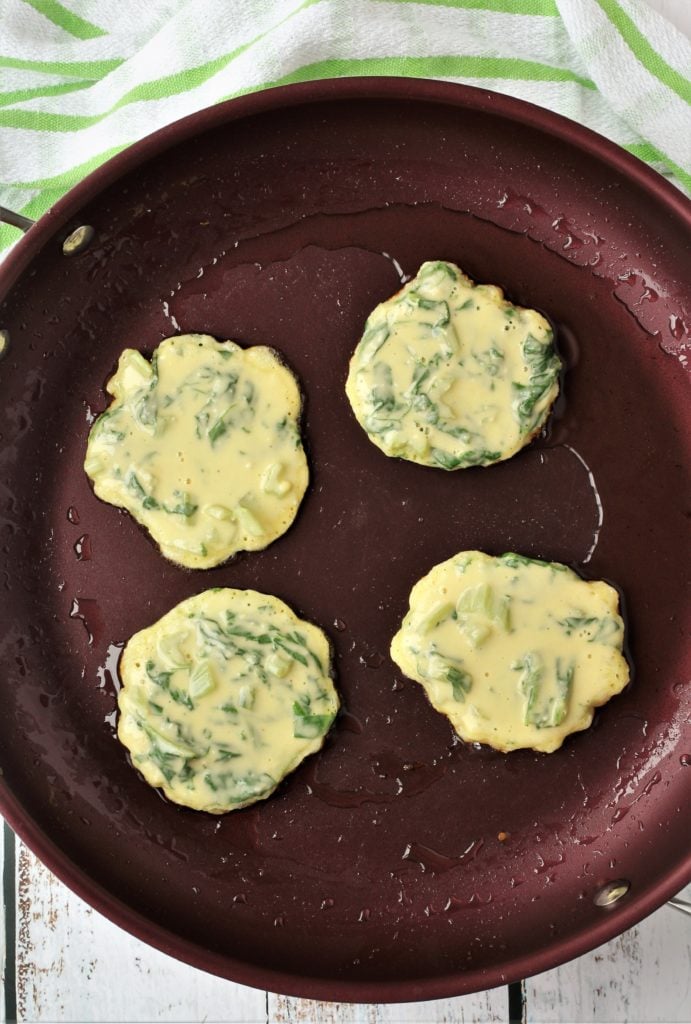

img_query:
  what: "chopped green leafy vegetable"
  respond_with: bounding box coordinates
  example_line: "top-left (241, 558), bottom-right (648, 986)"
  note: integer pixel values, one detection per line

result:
top-left (447, 665), bottom-right (473, 702)
top-left (346, 260), bottom-right (561, 471)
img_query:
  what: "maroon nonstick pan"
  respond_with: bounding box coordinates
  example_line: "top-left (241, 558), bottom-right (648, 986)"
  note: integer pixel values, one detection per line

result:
top-left (0, 78), bottom-right (689, 1002)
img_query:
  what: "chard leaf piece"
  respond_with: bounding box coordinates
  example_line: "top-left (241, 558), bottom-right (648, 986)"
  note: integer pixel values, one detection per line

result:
top-left (293, 712), bottom-right (334, 739)
top-left (390, 550), bottom-right (628, 754)
top-left (447, 665), bottom-right (473, 702)
top-left (188, 661), bottom-right (215, 699)
top-left (84, 335), bottom-right (309, 570)
top-left (119, 588), bottom-right (338, 812)
top-left (346, 260), bottom-right (560, 471)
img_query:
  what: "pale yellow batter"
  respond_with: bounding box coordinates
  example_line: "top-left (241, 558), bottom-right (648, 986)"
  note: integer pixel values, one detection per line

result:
top-left (391, 551), bottom-right (629, 752)
top-left (118, 588), bottom-right (339, 812)
top-left (345, 261), bottom-right (561, 469)
top-left (85, 334), bottom-right (308, 568)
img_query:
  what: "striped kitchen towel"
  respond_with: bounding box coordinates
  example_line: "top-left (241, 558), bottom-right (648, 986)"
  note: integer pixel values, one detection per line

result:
top-left (0, 0), bottom-right (689, 258)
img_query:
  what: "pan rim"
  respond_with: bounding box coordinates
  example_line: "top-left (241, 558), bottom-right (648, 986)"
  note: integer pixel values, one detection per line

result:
top-left (3, 780), bottom-right (690, 1003)
top-left (1, 76), bottom-right (689, 292)
top-left (0, 76), bottom-right (689, 1002)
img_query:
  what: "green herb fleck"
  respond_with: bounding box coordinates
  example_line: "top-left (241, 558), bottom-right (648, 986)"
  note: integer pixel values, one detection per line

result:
top-left (447, 665), bottom-right (473, 702)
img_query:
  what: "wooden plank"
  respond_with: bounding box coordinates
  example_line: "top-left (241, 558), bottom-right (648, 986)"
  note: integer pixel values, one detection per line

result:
top-left (525, 883), bottom-right (691, 1024)
top-left (11, 824), bottom-right (691, 1024)
top-left (12, 826), bottom-right (508, 1024)
top-left (1, 822), bottom-right (6, 1024)
top-left (14, 838), bottom-right (267, 1024)
top-left (268, 989), bottom-right (507, 1023)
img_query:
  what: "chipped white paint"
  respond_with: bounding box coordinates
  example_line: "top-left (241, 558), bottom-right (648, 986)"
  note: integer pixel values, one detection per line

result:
top-left (526, 883), bottom-right (691, 1024)
top-left (2, 830), bottom-right (691, 1023)
top-left (268, 991), bottom-right (506, 1023)
top-left (5, 836), bottom-right (507, 1024)
top-left (1, 6), bottom-right (689, 1024)
top-left (10, 839), bottom-right (266, 1024)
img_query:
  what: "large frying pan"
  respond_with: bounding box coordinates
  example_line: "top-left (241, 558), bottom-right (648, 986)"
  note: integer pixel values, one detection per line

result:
top-left (0, 79), bottom-right (689, 1002)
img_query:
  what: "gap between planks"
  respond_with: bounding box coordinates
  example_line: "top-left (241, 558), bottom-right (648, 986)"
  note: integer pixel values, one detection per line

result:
top-left (4, 833), bottom-right (508, 1024)
top-left (2, 823), bottom-right (17, 1024)
top-left (3, 832), bottom-right (691, 1023)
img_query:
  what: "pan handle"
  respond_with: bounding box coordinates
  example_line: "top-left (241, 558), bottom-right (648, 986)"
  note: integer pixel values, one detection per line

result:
top-left (668, 897), bottom-right (691, 917)
top-left (1, 205), bottom-right (94, 255)
top-left (0, 206), bottom-right (36, 233)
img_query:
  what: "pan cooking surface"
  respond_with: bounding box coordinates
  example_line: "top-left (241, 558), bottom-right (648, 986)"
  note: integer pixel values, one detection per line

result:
top-left (0, 81), bottom-right (689, 1000)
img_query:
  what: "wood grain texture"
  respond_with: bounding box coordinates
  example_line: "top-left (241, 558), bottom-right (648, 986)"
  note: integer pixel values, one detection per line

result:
top-left (10, 833), bottom-right (691, 1024)
top-left (268, 990), bottom-right (507, 1023)
top-left (10, 836), bottom-right (509, 1024)
top-left (525, 882), bottom-right (691, 1024)
top-left (1, 4), bottom-right (690, 1024)
top-left (13, 841), bottom-right (266, 1024)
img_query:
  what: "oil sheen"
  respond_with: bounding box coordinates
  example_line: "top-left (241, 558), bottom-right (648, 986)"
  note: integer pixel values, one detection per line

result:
top-left (84, 334), bottom-right (308, 569)
top-left (391, 551), bottom-right (629, 753)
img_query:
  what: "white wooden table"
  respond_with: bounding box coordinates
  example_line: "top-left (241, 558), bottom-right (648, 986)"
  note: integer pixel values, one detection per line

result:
top-left (2, 1), bottom-right (690, 1021)
top-left (1, 827), bottom-right (690, 1022)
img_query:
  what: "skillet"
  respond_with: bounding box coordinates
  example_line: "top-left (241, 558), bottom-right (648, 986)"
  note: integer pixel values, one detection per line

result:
top-left (0, 78), bottom-right (689, 1002)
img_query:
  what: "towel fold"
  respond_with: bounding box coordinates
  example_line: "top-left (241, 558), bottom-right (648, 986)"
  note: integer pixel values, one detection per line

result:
top-left (0, 0), bottom-right (689, 258)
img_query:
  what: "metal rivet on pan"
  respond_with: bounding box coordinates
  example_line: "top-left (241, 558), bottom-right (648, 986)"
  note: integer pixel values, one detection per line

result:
top-left (62, 224), bottom-right (95, 256)
top-left (594, 880), bottom-right (631, 907)
top-left (0, 330), bottom-right (10, 360)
